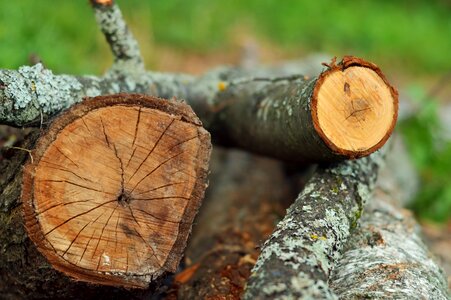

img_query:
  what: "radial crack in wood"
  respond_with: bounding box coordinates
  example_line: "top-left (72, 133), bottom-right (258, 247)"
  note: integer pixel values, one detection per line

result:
top-left (21, 94), bottom-right (211, 288)
top-left (313, 64), bottom-right (396, 155)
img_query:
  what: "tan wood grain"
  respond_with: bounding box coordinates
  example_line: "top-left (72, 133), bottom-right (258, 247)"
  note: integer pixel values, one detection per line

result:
top-left (315, 66), bottom-right (395, 154)
top-left (22, 95), bottom-right (211, 288)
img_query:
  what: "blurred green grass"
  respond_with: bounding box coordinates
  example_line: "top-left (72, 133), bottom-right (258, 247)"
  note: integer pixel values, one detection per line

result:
top-left (0, 0), bottom-right (450, 75)
top-left (399, 88), bottom-right (451, 223)
top-left (0, 0), bottom-right (450, 222)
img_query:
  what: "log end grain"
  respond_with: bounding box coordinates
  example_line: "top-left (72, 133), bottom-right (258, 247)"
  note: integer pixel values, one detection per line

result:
top-left (22, 94), bottom-right (211, 288)
top-left (312, 56), bottom-right (398, 158)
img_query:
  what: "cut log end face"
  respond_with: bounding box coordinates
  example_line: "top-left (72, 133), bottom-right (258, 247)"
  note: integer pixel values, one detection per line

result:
top-left (313, 64), bottom-right (397, 157)
top-left (22, 96), bottom-right (210, 288)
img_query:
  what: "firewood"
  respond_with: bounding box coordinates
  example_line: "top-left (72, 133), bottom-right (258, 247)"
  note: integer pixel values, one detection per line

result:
top-left (330, 190), bottom-right (449, 300)
top-left (1, 56), bottom-right (398, 165)
top-left (2, 1), bottom-right (444, 298)
top-left (0, 94), bottom-right (210, 298)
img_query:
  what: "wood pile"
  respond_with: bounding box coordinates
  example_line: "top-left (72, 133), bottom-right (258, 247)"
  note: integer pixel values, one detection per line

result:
top-left (0, 1), bottom-right (448, 299)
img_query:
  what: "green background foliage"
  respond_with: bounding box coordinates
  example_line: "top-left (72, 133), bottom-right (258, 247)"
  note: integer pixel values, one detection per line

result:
top-left (399, 88), bottom-right (451, 223)
top-left (0, 0), bottom-right (450, 222)
top-left (1, 0), bottom-right (450, 75)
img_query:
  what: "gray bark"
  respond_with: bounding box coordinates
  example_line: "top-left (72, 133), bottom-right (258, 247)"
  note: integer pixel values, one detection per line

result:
top-left (2, 1), bottom-right (443, 298)
top-left (91, 1), bottom-right (145, 72)
top-left (189, 69), bottom-right (334, 162)
top-left (243, 148), bottom-right (387, 299)
top-left (330, 192), bottom-right (449, 300)
top-left (0, 64), bottom-right (193, 127)
top-left (329, 137), bottom-right (449, 299)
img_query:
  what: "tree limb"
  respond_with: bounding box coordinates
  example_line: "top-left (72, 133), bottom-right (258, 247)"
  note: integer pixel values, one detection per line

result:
top-left (0, 65), bottom-right (192, 127)
top-left (330, 191), bottom-right (449, 299)
top-left (90, 0), bottom-right (145, 73)
top-left (329, 136), bottom-right (449, 299)
top-left (244, 149), bottom-right (387, 299)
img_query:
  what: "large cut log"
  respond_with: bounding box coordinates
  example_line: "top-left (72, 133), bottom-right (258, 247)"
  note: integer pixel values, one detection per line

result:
top-left (0, 94), bottom-right (211, 298)
top-left (170, 149), bottom-right (296, 299)
top-left (244, 149), bottom-right (386, 299)
top-left (330, 137), bottom-right (449, 299)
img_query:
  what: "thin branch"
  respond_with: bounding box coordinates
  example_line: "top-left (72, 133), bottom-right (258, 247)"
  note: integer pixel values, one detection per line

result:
top-left (90, 0), bottom-right (145, 73)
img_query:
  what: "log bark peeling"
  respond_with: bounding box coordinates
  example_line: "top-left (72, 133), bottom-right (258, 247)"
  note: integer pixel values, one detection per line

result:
top-left (244, 149), bottom-right (386, 299)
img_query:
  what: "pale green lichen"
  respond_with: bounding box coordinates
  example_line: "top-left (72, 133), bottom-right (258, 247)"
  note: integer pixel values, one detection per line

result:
top-left (290, 273), bottom-right (337, 300)
top-left (0, 65), bottom-right (193, 126)
top-left (257, 97), bottom-right (273, 122)
top-left (302, 205), bottom-right (312, 212)
top-left (5, 64), bottom-right (83, 112)
top-left (302, 183), bottom-right (316, 195)
top-left (262, 283), bottom-right (287, 295)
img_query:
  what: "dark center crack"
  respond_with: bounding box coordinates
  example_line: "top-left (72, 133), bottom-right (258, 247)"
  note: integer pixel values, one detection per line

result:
top-left (101, 117), bottom-right (132, 207)
top-left (113, 143), bottom-right (131, 207)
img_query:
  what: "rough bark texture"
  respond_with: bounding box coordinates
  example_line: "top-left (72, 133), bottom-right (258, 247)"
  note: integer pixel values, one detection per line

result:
top-left (1, 0), bottom-right (439, 298)
top-left (329, 137), bottom-right (450, 299)
top-left (170, 149), bottom-right (296, 299)
top-left (330, 192), bottom-right (449, 299)
top-left (0, 94), bottom-right (211, 298)
top-left (0, 54), bottom-right (330, 129)
top-left (244, 149), bottom-right (387, 299)
top-left (0, 63), bottom-right (193, 127)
